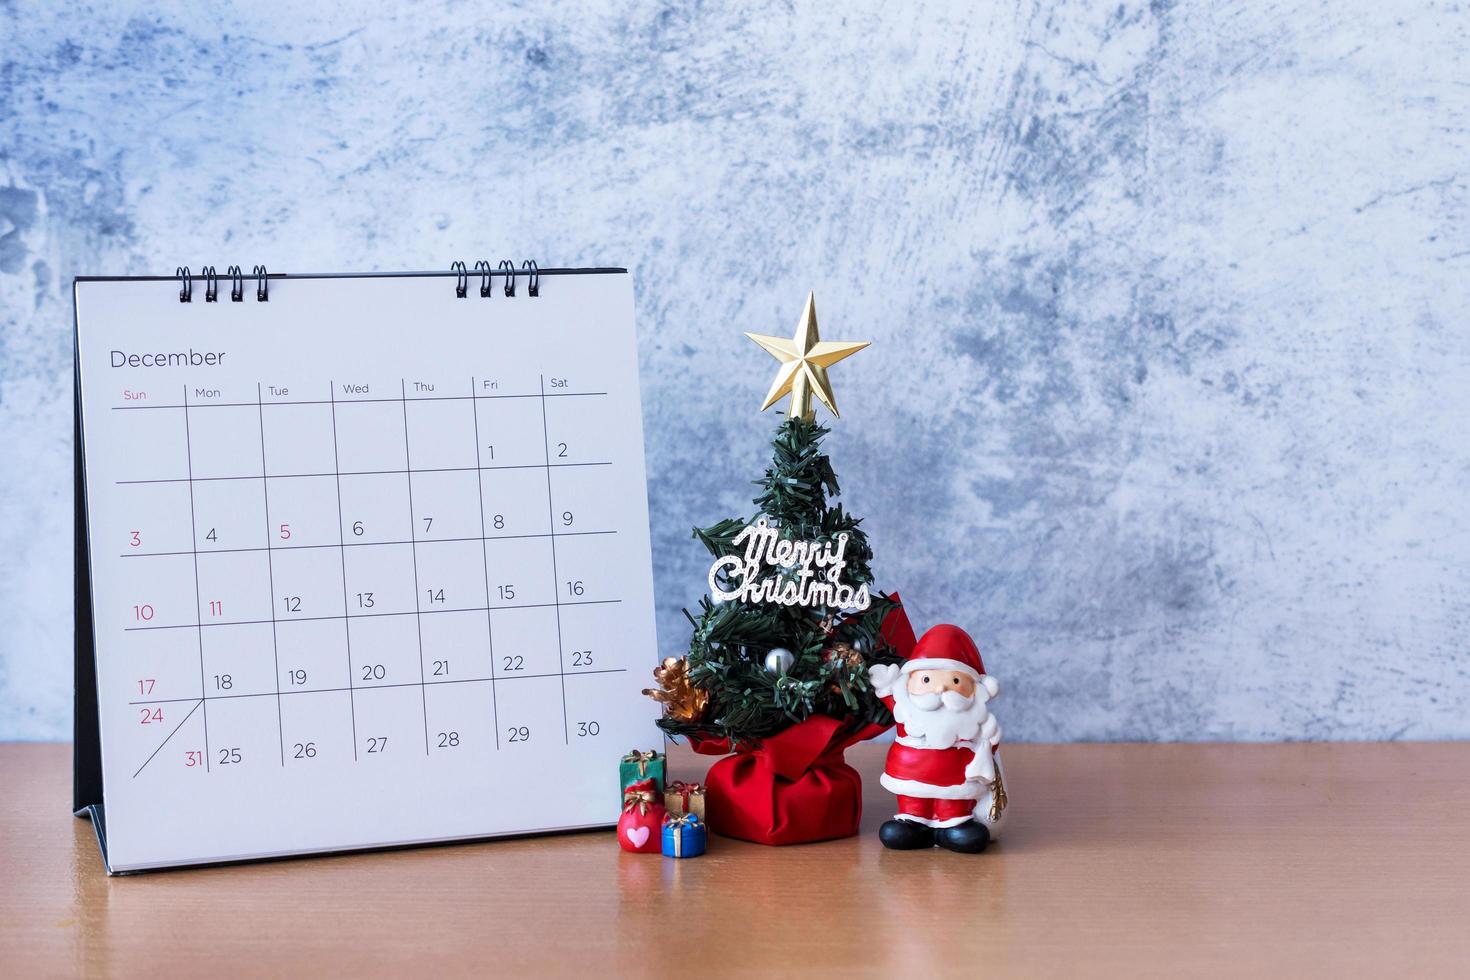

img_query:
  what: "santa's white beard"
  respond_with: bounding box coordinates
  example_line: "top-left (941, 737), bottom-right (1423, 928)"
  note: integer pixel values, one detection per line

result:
top-left (891, 680), bottom-right (989, 749)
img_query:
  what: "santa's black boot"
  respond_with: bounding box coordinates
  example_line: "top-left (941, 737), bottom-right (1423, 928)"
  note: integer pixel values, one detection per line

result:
top-left (879, 819), bottom-right (935, 850)
top-left (935, 820), bottom-right (990, 854)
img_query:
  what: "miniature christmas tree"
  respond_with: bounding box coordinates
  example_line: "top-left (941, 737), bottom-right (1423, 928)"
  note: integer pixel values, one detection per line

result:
top-left (644, 294), bottom-right (917, 845)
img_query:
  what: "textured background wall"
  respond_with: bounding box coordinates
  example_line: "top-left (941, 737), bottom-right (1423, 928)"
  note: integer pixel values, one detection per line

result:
top-left (2, 1), bottom-right (1466, 741)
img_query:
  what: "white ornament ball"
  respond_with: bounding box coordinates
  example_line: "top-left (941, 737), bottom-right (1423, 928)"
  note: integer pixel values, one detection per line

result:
top-left (764, 648), bottom-right (795, 675)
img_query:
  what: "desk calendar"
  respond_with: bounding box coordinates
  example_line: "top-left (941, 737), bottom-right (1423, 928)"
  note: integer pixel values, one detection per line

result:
top-left (72, 264), bottom-right (660, 872)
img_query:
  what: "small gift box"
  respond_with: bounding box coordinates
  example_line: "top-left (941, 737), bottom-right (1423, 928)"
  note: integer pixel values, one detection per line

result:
top-left (618, 778), bottom-right (666, 854)
top-left (663, 780), bottom-right (706, 821)
top-left (620, 748), bottom-right (666, 797)
top-left (662, 813), bottom-right (707, 859)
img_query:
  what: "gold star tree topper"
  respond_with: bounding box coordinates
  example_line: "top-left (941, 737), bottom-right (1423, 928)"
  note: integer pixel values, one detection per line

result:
top-left (746, 293), bottom-right (869, 421)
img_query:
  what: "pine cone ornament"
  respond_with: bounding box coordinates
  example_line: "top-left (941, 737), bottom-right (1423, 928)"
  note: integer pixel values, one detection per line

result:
top-left (643, 657), bottom-right (710, 722)
top-left (824, 642), bottom-right (864, 669)
top-left (823, 642), bottom-right (866, 698)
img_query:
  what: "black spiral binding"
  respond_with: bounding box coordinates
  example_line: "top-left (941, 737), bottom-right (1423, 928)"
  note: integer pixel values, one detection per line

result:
top-left (178, 264), bottom-right (269, 302)
top-left (179, 262), bottom-right (552, 304)
top-left (455, 259), bottom-right (540, 298)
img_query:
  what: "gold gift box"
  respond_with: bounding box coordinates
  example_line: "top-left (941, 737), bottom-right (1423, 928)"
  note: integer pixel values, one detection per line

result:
top-left (663, 780), bottom-right (706, 820)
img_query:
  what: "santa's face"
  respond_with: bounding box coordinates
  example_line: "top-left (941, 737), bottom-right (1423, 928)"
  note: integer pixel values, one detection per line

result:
top-left (906, 669), bottom-right (976, 699)
top-left (891, 669), bottom-right (990, 749)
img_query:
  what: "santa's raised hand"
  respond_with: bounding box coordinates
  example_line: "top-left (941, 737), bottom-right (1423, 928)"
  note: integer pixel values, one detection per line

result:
top-left (868, 662), bottom-right (902, 698)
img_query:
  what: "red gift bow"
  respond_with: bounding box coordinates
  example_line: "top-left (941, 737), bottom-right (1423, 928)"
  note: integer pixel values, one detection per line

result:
top-left (666, 780), bottom-right (704, 811)
top-left (688, 595), bottom-right (918, 846)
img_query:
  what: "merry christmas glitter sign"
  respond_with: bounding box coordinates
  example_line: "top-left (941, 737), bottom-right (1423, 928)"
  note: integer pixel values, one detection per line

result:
top-left (706, 518), bottom-right (872, 611)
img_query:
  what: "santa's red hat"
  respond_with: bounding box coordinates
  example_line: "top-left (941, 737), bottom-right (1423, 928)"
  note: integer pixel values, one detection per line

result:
top-left (902, 625), bottom-right (995, 693)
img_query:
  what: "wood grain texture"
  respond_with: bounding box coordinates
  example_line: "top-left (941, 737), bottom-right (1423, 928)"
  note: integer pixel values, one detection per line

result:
top-left (2, 741), bottom-right (1468, 978)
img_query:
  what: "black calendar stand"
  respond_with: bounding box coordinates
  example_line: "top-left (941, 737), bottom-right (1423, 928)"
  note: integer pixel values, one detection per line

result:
top-left (73, 312), bottom-right (110, 863)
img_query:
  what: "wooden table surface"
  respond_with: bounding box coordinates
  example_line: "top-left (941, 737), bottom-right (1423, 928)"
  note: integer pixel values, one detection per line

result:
top-left (2, 741), bottom-right (1467, 978)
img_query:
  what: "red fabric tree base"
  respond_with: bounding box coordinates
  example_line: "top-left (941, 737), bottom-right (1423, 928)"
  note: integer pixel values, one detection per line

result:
top-left (688, 599), bottom-right (918, 846)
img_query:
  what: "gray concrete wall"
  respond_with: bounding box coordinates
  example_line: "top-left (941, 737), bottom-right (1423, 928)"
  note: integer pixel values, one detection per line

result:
top-left (2, 1), bottom-right (1466, 739)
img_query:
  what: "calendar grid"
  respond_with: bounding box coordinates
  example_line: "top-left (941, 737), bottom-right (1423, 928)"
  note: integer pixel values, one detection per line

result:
top-left (255, 382), bottom-right (287, 766)
top-left (470, 378), bottom-right (503, 750)
top-left (123, 376), bottom-right (628, 777)
top-left (399, 379), bottom-right (432, 756)
top-left (327, 382), bottom-right (361, 760)
top-left (179, 385), bottom-right (211, 773)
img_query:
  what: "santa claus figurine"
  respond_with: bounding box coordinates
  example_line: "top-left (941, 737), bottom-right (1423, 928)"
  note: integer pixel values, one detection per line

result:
top-left (868, 624), bottom-right (1007, 853)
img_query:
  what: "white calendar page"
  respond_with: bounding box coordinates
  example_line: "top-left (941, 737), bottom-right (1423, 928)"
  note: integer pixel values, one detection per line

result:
top-left (74, 271), bottom-right (660, 871)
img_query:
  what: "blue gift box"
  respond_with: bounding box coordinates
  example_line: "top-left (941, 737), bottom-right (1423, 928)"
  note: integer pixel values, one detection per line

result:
top-left (662, 813), bottom-right (707, 858)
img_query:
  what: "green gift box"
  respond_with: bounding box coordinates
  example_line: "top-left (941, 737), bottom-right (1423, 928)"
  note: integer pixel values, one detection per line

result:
top-left (619, 749), bottom-right (665, 797)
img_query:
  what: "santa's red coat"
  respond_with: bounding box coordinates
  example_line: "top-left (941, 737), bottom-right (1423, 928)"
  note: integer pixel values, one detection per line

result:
top-left (879, 695), bottom-right (986, 801)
